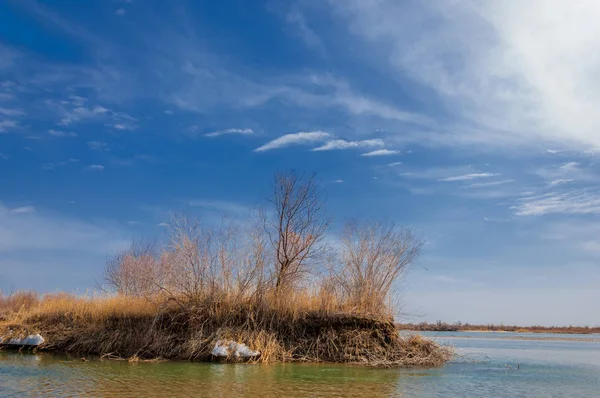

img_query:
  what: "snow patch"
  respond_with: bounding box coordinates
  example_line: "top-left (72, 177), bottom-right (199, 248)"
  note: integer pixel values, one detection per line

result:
top-left (211, 340), bottom-right (259, 358)
top-left (0, 334), bottom-right (45, 346)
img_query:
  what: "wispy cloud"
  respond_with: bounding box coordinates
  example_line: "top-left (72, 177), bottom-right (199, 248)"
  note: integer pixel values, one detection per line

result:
top-left (0, 107), bottom-right (25, 116)
top-left (312, 139), bottom-right (384, 151)
top-left (361, 149), bottom-right (399, 157)
top-left (285, 10), bottom-right (327, 56)
top-left (59, 105), bottom-right (108, 125)
top-left (535, 161), bottom-right (597, 185)
top-left (116, 8), bottom-right (126, 16)
top-left (205, 128), bottom-right (255, 138)
top-left (388, 162), bottom-right (402, 167)
top-left (440, 173), bottom-right (499, 182)
top-left (10, 206), bottom-right (35, 214)
top-left (255, 131), bottom-right (330, 152)
top-left (470, 179), bottom-right (514, 188)
top-left (48, 129), bottom-right (77, 137)
top-left (87, 141), bottom-right (109, 151)
top-left (0, 152), bottom-right (8, 160)
top-left (333, 179), bottom-right (344, 183)
top-left (329, 0), bottom-right (600, 149)
top-left (0, 120), bottom-right (17, 133)
top-left (549, 179), bottom-right (574, 186)
top-left (84, 164), bottom-right (105, 171)
top-left (514, 189), bottom-right (600, 216)
top-left (46, 96), bottom-right (138, 130)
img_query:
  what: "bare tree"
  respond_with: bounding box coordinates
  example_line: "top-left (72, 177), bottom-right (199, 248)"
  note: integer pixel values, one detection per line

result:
top-left (333, 220), bottom-right (424, 313)
top-left (104, 240), bottom-right (160, 296)
top-left (262, 171), bottom-right (329, 293)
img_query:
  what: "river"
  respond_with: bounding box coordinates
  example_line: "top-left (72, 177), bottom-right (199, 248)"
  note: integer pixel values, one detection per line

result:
top-left (1, 332), bottom-right (598, 397)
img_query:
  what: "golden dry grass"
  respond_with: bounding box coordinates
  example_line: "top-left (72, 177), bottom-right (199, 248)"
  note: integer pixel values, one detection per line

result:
top-left (0, 291), bottom-right (452, 367)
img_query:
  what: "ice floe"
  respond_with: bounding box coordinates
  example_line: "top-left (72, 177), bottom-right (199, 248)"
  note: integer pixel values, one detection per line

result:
top-left (0, 334), bottom-right (45, 346)
top-left (211, 340), bottom-right (259, 358)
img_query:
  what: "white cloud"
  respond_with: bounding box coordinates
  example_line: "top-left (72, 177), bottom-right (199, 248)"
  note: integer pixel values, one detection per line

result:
top-left (549, 179), bottom-right (574, 186)
top-left (440, 173), bottom-right (499, 182)
top-left (361, 149), bottom-right (399, 157)
top-left (330, 0), bottom-right (600, 149)
top-left (0, 120), bottom-right (17, 133)
top-left (48, 129), bottom-right (77, 137)
top-left (0, 153), bottom-right (8, 160)
top-left (85, 164), bottom-right (105, 171)
top-left (0, 108), bottom-right (25, 116)
top-left (49, 98), bottom-right (137, 130)
top-left (535, 161), bottom-right (597, 184)
top-left (10, 206), bottom-right (35, 214)
top-left (116, 8), bottom-right (126, 16)
top-left (285, 10), bottom-right (327, 55)
top-left (311, 139), bottom-right (384, 151)
top-left (205, 128), bottom-right (255, 138)
top-left (470, 179), bottom-right (514, 188)
top-left (333, 179), bottom-right (344, 183)
top-left (388, 162), bottom-right (402, 167)
top-left (59, 105), bottom-right (107, 125)
top-left (87, 141), bottom-right (108, 151)
top-left (164, 110), bottom-right (173, 115)
top-left (254, 131), bottom-right (330, 152)
top-left (514, 189), bottom-right (600, 216)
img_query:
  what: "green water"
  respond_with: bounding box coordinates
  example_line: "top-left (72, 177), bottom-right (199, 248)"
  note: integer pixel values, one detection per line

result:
top-left (1, 333), bottom-right (599, 397)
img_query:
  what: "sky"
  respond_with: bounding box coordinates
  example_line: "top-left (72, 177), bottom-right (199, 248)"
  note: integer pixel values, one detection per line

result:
top-left (1, 0), bottom-right (599, 326)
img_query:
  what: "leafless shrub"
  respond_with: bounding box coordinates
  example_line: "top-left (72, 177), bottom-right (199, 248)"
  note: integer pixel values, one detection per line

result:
top-left (331, 220), bottom-right (424, 314)
top-left (104, 240), bottom-right (161, 297)
top-left (103, 172), bottom-right (423, 319)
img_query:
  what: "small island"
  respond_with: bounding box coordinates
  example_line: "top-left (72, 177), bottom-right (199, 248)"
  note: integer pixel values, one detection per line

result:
top-left (0, 172), bottom-right (452, 367)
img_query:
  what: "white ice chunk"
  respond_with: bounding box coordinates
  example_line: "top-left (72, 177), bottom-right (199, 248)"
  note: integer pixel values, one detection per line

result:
top-left (4, 334), bottom-right (45, 346)
top-left (211, 344), bottom-right (229, 357)
top-left (211, 340), bottom-right (259, 358)
top-left (21, 334), bottom-right (45, 345)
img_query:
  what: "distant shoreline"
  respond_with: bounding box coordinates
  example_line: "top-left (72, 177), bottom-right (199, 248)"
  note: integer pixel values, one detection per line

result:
top-left (405, 332), bottom-right (600, 343)
top-left (397, 323), bottom-right (600, 335)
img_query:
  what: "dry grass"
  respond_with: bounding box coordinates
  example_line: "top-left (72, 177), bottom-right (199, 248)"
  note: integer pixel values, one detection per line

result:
top-left (0, 291), bottom-right (452, 367)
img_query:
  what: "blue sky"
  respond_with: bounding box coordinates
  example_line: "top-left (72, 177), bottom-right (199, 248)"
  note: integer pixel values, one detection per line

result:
top-left (1, 0), bottom-right (599, 325)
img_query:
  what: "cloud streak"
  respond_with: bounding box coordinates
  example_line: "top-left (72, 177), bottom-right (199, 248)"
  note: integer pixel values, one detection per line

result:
top-left (440, 173), bottom-right (499, 182)
top-left (361, 149), bottom-right (399, 157)
top-left (311, 139), bottom-right (384, 151)
top-left (205, 128), bottom-right (255, 138)
top-left (514, 189), bottom-right (600, 216)
top-left (254, 131), bottom-right (330, 152)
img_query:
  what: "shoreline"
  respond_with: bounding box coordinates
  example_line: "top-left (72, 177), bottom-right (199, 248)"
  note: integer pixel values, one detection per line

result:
top-left (397, 324), bottom-right (600, 335)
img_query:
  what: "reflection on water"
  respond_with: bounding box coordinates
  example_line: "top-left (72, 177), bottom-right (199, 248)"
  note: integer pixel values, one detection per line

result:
top-left (1, 332), bottom-right (599, 397)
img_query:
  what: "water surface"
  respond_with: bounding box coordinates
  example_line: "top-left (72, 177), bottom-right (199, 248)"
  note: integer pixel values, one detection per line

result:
top-left (1, 332), bottom-right (598, 397)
